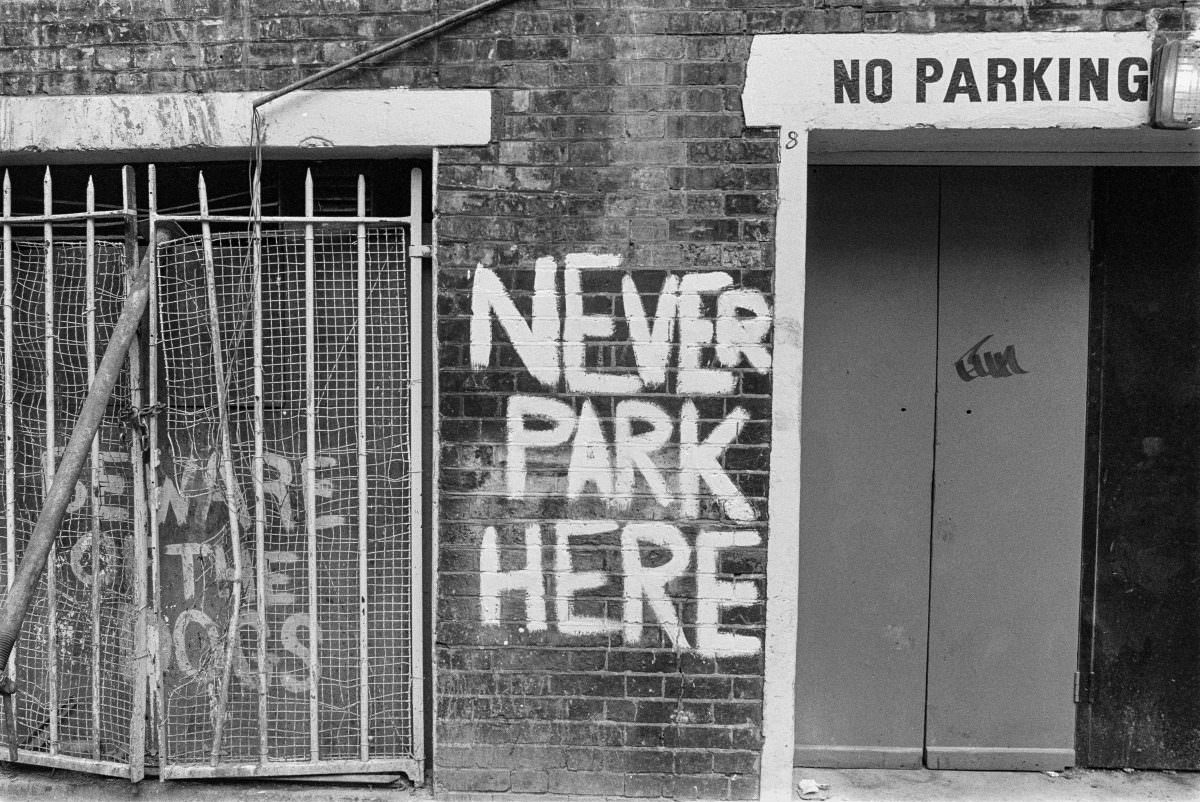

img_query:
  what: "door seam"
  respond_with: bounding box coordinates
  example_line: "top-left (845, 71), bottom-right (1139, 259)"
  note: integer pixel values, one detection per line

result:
top-left (921, 166), bottom-right (944, 770)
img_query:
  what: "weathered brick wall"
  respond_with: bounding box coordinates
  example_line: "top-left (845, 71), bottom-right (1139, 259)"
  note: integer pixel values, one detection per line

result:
top-left (433, 6), bottom-right (776, 798)
top-left (0, 1), bottom-right (1179, 798)
top-left (0, 0), bottom-right (439, 94)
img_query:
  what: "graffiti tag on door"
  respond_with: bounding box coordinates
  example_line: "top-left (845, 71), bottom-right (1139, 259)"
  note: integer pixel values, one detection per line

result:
top-left (955, 334), bottom-right (1028, 381)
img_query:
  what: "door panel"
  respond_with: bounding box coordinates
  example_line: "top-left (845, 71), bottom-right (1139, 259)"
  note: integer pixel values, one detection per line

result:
top-left (798, 167), bottom-right (1091, 770)
top-left (796, 167), bottom-right (938, 767)
top-left (925, 168), bottom-right (1091, 770)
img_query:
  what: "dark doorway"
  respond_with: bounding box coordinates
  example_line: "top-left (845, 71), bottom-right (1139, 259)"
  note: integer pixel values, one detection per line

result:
top-left (1081, 167), bottom-right (1200, 769)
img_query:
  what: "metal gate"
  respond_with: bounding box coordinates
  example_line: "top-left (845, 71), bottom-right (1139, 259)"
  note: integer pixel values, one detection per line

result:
top-left (0, 163), bottom-right (425, 780)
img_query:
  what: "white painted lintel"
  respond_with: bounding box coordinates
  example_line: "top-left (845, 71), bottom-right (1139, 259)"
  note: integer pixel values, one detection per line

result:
top-left (0, 89), bottom-right (492, 163)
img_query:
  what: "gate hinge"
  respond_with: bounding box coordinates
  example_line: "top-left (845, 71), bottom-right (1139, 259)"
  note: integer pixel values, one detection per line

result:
top-left (409, 244), bottom-right (431, 258)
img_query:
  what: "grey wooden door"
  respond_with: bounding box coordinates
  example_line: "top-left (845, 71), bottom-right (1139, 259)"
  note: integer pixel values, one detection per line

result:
top-left (797, 166), bottom-right (1090, 771)
top-left (795, 166), bottom-right (939, 769)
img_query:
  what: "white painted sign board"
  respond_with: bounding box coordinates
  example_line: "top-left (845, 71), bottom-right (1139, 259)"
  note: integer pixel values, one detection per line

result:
top-left (744, 32), bottom-right (1155, 130)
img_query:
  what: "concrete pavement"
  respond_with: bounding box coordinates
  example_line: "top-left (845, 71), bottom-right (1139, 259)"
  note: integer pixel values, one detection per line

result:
top-left (790, 767), bottom-right (1200, 802)
top-left (1, 762), bottom-right (1199, 801)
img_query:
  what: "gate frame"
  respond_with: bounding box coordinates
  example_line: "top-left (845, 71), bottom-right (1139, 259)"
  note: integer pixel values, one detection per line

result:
top-left (146, 163), bottom-right (427, 781)
top-left (0, 166), bottom-right (150, 781)
top-left (0, 160), bottom-right (430, 782)
top-left (0, 86), bottom-right (493, 786)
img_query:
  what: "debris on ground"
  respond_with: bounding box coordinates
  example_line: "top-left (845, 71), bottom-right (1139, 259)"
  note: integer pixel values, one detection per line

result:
top-left (797, 777), bottom-right (832, 800)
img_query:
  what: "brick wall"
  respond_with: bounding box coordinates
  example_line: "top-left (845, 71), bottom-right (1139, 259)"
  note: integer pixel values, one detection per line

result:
top-left (434, 7), bottom-right (776, 798)
top-left (0, 1), bottom-right (1176, 798)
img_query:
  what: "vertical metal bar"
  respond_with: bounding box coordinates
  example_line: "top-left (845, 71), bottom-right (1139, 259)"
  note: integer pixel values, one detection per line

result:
top-left (2, 167), bottom-right (17, 765)
top-left (303, 169), bottom-right (319, 761)
top-left (251, 165), bottom-right (268, 766)
top-left (147, 164), bottom-right (167, 770)
top-left (2, 172), bottom-right (11, 765)
top-left (355, 174), bottom-right (369, 762)
top-left (123, 165), bottom-right (147, 783)
top-left (3, 171), bottom-right (15, 687)
top-left (85, 177), bottom-right (102, 762)
top-left (407, 167), bottom-right (425, 760)
top-left (200, 174), bottom-right (245, 767)
top-left (42, 167), bottom-right (58, 756)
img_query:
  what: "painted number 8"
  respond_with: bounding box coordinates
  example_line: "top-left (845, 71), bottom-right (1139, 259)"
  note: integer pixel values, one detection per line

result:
top-left (784, 131), bottom-right (799, 150)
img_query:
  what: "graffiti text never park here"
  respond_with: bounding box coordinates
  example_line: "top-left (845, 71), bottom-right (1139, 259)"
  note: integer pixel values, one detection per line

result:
top-left (468, 254), bottom-right (773, 656)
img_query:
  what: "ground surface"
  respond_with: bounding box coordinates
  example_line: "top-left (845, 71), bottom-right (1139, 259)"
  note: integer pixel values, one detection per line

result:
top-left (1, 763), bottom-right (1199, 801)
top-left (791, 767), bottom-right (1200, 802)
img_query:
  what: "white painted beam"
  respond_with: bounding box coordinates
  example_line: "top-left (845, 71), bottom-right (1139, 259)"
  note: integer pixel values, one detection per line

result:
top-left (0, 89), bottom-right (491, 162)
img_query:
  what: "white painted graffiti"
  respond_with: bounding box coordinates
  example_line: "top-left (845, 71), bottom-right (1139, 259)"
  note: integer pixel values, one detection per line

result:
top-left (60, 448), bottom-right (131, 522)
top-left (470, 254), bottom-right (772, 654)
top-left (480, 522), bottom-right (761, 657)
top-left (165, 544), bottom-right (316, 694)
top-left (505, 396), bottom-right (754, 522)
top-left (158, 449), bottom-right (344, 532)
top-left (470, 254), bottom-right (772, 394)
top-left (160, 449), bottom-right (347, 690)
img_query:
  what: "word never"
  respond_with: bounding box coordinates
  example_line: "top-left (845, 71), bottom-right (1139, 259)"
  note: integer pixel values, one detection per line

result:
top-left (834, 56), bottom-right (1149, 105)
top-left (480, 521), bottom-right (760, 656)
top-left (954, 334), bottom-right (1028, 381)
top-left (471, 254), bottom-right (772, 395)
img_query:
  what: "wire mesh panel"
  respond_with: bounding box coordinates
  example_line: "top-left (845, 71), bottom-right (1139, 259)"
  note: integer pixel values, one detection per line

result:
top-left (0, 238), bottom-right (142, 776)
top-left (154, 226), bottom-right (418, 774)
top-left (0, 164), bottom-right (421, 783)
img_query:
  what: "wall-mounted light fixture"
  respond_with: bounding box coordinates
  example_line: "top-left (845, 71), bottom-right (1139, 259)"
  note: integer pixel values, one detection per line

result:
top-left (1152, 37), bottom-right (1200, 128)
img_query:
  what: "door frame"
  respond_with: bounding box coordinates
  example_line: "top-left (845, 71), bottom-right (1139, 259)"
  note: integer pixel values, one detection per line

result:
top-left (742, 31), bottom-right (1200, 800)
top-left (775, 131), bottom-right (1200, 793)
